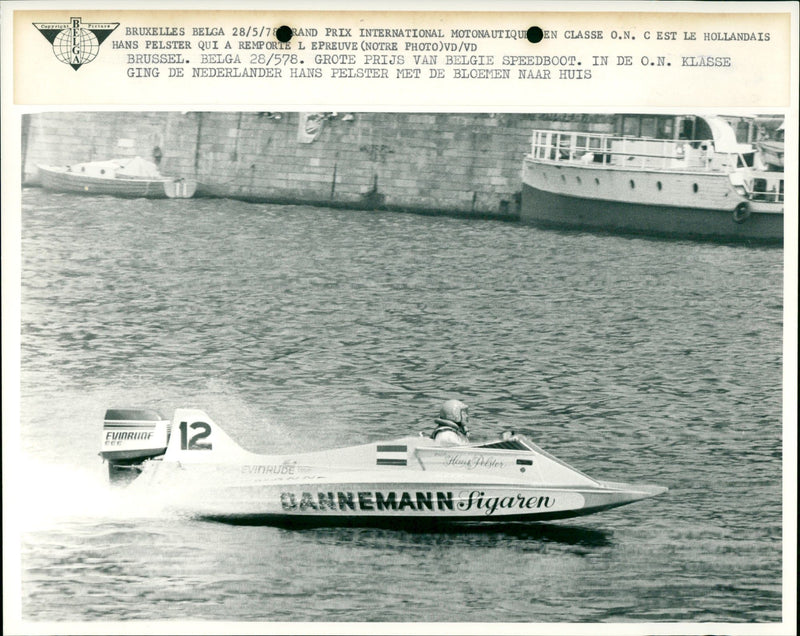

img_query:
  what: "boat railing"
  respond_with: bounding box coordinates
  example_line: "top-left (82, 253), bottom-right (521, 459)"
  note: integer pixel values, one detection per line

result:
top-left (739, 171), bottom-right (784, 203)
top-left (529, 129), bottom-right (739, 172)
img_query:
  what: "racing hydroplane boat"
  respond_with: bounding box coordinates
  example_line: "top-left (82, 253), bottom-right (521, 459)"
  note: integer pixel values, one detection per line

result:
top-left (101, 407), bottom-right (667, 527)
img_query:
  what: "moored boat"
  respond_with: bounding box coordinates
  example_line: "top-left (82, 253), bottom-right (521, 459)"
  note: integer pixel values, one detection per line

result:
top-left (38, 157), bottom-right (196, 199)
top-left (754, 117), bottom-right (784, 170)
top-left (100, 407), bottom-right (667, 527)
top-left (521, 114), bottom-right (784, 243)
top-left (757, 139), bottom-right (784, 171)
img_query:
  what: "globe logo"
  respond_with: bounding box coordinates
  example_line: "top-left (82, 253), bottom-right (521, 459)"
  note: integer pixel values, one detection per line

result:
top-left (34, 17), bottom-right (119, 71)
top-left (53, 28), bottom-right (99, 67)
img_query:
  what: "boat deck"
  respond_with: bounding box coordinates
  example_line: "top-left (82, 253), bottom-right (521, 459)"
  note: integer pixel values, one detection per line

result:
top-left (527, 129), bottom-right (783, 203)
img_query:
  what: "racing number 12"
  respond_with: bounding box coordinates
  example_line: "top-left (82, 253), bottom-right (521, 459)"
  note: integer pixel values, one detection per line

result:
top-left (179, 421), bottom-right (212, 450)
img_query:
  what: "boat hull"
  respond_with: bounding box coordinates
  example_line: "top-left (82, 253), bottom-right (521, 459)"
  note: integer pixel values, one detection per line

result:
top-left (521, 181), bottom-right (782, 244)
top-left (107, 408), bottom-right (668, 528)
top-left (38, 165), bottom-right (196, 199)
top-left (134, 461), bottom-right (666, 526)
top-left (199, 494), bottom-right (662, 527)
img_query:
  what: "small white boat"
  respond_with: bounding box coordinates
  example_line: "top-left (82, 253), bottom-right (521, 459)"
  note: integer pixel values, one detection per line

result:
top-left (757, 140), bottom-right (784, 171)
top-left (101, 407), bottom-right (667, 527)
top-left (755, 118), bottom-right (784, 170)
top-left (38, 157), bottom-right (196, 199)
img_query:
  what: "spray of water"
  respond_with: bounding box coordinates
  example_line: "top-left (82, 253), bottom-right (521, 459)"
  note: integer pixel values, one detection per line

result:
top-left (14, 455), bottom-right (178, 532)
top-left (13, 378), bottom-right (301, 533)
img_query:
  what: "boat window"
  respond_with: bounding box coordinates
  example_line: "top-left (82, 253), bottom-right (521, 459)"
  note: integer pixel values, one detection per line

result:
top-left (725, 117), bottom-right (760, 144)
top-left (476, 440), bottom-right (531, 451)
top-left (640, 117), bottom-right (657, 138)
top-left (680, 118), bottom-right (695, 141)
top-left (694, 118), bottom-right (713, 142)
top-left (656, 117), bottom-right (674, 140)
top-left (622, 116), bottom-right (639, 136)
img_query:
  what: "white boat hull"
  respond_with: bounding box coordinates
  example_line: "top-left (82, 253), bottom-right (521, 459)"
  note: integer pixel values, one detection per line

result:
top-left (160, 482), bottom-right (665, 526)
top-left (38, 163), bottom-right (196, 199)
top-left (105, 408), bottom-right (667, 527)
top-left (521, 158), bottom-right (783, 243)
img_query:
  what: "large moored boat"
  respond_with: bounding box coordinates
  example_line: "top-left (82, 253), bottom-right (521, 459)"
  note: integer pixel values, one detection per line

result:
top-left (521, 114), bottom-right (784, 243)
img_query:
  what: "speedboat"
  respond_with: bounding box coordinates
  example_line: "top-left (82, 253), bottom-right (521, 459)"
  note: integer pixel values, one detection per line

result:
top-left (100, 407), bottom-right (667, 527)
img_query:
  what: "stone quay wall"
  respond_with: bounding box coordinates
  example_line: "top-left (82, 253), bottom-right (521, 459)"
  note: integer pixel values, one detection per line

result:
top-left (23, 112), bottom-right (615, 219)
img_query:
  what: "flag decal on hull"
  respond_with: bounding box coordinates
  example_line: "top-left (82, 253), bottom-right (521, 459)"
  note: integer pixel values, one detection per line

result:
top-left (376, 445), bottom-right (407, 466)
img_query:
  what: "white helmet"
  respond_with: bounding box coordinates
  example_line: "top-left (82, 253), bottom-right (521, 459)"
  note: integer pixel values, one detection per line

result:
top-left (437, 399), bottom-right (470, 430)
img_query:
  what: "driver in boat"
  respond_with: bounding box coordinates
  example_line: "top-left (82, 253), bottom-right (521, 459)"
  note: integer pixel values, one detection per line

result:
top-left (431, 399), bottom-right (471, 445)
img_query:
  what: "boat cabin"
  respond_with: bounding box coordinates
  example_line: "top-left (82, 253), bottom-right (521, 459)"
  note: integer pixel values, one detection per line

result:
top-left (615, 114), bottom-right (714, 145)
top-left (530, 114), bottom-right (762, 172)
top-left (614, 114), bottom-right (755, 165)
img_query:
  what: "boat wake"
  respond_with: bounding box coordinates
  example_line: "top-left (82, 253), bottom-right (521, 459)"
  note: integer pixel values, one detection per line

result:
top-left (14, 455), bottom-right (178, 532)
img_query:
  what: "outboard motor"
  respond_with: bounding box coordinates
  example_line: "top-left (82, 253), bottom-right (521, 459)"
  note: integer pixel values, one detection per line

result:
top-left (100, 408), bottom-right (171, 484)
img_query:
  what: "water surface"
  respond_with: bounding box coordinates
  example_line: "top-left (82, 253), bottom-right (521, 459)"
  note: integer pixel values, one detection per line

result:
top-left (15, 188), bottom-right (783, 624)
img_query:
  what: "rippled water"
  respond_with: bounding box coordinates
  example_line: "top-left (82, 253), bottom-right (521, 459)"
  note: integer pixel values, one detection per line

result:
top-left (13, 188), bottom-right (784, 625)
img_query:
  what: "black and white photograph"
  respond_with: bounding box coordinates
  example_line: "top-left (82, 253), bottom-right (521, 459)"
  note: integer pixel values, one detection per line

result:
top-left (3, 3), bottom-right (797, 635)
